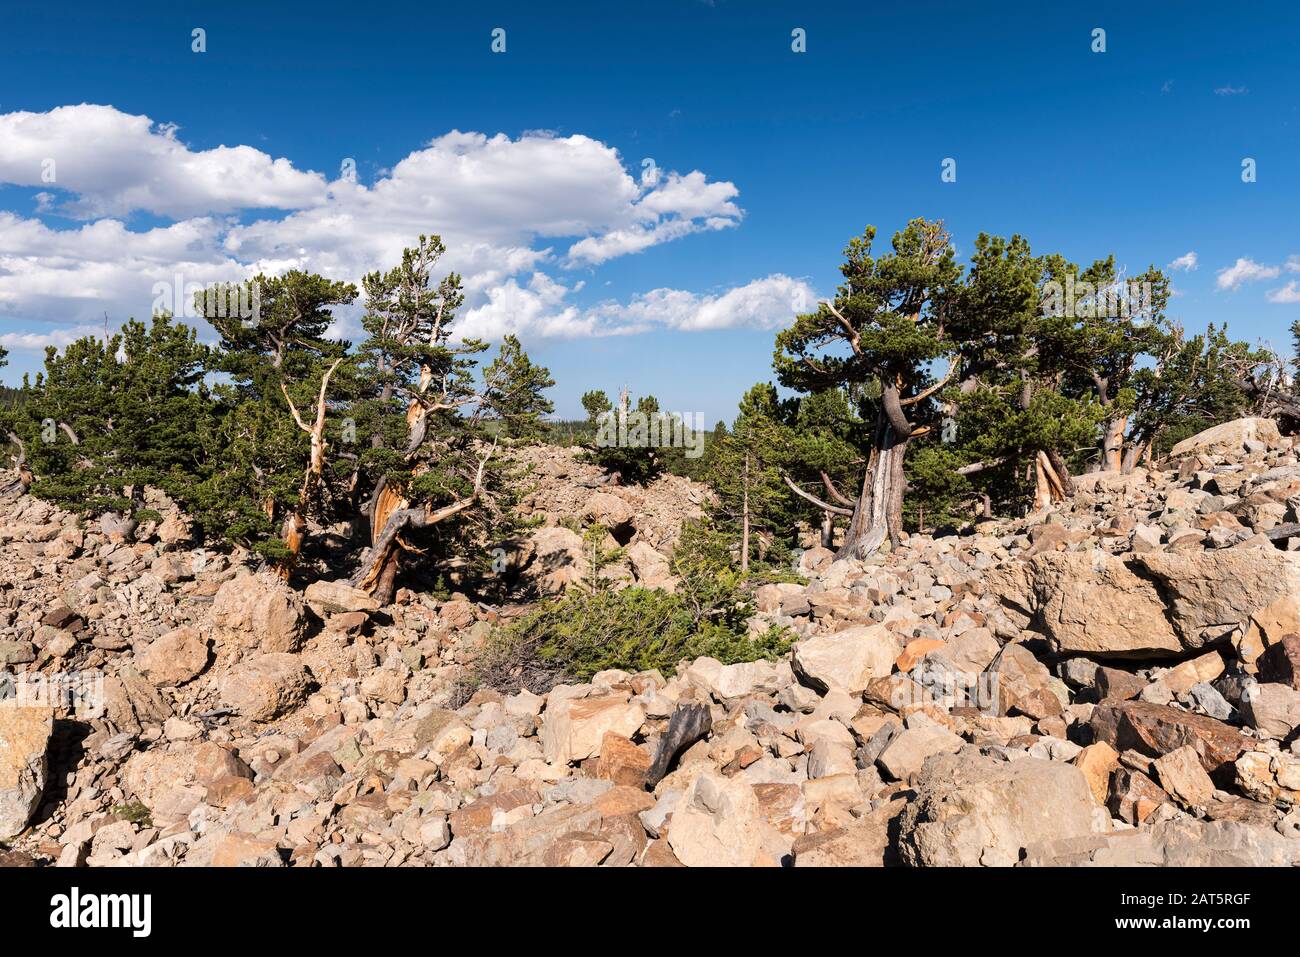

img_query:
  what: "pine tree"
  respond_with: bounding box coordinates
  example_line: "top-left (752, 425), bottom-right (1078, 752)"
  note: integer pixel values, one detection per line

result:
top-left (348, 238), bottom-right (554, 602)
top-left (197, 271), bottom-right (358, 568)
top-left (585, 388), bottom-right (667, 484)
top-left (707, 384), bottom-right (791, 572)
top-left (14, 315), bottom-right (212, 517)
top-left (775, 219), bottom-right (961, 557)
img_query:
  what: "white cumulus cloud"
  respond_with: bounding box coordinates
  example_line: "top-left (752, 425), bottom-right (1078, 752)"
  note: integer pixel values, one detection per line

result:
top-left (0, 106), bottom-right (757, 345)
top-left (1216, 257), bottom-right (1281, 290)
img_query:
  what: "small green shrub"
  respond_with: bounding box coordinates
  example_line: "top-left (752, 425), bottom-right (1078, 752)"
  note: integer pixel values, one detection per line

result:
top-left (112, 801), bottom-right (153, 827)
top-left (470, 519), bottom-right (793, 694)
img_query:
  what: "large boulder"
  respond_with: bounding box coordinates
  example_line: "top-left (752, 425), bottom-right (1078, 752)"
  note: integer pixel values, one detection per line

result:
top-left (1131, 550), bottom-right (1300, 651)
top-left (1089, 699), bottom-right (1251, 776)
top-left (210, 572), bottom-right (307, 653)
top-left (898, 750), bottom-right (1105, 867)
top-left (1021, 819), bottom-right (1300, 867)
top-left (518, 526), bottom-right (587, 595)
top-left (792, 625), bottom-right (901, 694)
top-left (987, 552), bottom-right (1180, 657)
top-left (136, 625), bottom-right (210, 686)
top-left (1169, 417), bottom-right (1281, 458)
top-left (540, 690), bottom-right (646, 765)
top-left (626, 541), bottom-right (674, 589)
top-left (988, 548), bottom-right (1300, 657)
top-left (219, 653), bottom-right (313, 722)
top-left (0, 706), bottom-right (52, 839)
top-left (666, 772), bottom-right (764, 867)
top-left (303, 580), bottom-right (380, 616)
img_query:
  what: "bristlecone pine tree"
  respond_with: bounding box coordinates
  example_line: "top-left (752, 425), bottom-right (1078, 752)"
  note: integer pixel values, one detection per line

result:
top-left (348, 236), bottom-right (554, 603)
top-left (198, 270), bottom-right (358, 572)
top-left (776, 219), bottom-right (961, 558)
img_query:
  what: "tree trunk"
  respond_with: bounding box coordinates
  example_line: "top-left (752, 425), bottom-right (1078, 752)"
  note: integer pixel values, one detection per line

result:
top-left (837, 413), bottom-right (909, 560)
top-left (1120, 435), bottom-right (1148, 474)
top-left (820, 512), bottom-right (834, 549)
top-left (1033, 450), bottom-right (1070, 510)
top-left (1101, 414), bottom-right (1126, 472)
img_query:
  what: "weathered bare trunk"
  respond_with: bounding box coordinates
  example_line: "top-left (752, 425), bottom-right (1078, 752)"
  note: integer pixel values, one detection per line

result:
top-left (820, 512), bottom-right (834, 549)
top-left (1120, 435), bottom-right (1148, 474)
top-left (276, 359), bottom-right (344, 575)
top-left (1101, 415), bottom-right (1126, 472)
top-left (837, 414), bottom-right (909, 560)
top-left (1033, 449), bottom-right (1071, 510)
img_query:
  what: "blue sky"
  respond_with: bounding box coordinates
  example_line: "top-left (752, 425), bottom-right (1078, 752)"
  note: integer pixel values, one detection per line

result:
top-left (0, 0), bottom-right (1297, 422)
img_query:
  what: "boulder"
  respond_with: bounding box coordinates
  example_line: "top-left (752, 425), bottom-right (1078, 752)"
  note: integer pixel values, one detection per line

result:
top-left (540, 692), bottom-right (646, 765)
top-left (876, 724), bottom-right (965, 782)
top-left (1108, 767), bottom-right (1169, 825)
top-left (1235, 750), bottom-right (1300, 805)
top-left (219, 653), bottom-right (313, 722)
top-left (1089, 700), bottom-right (1251, 776)
top-left (792, 625), bottom-right (901, 694)
top-left (1241, 682), bottom-right (1300, 740)
top-left (136, 625), bottom-right (210, 686)
top-left (520, 526), bottom-right (587, 595)
top-left (989, 548), bottom-right (1300, 656)
top-left (1073, 742), bottom-right (1120, 805)
top-left (1258, 635), bottom-right (1300, 690)
top-left (583, 491), bottom-right (635, 533)
top-left (210, 572), bottom-right (307, 654)
top-left (666, 773), bottom-right (764, 867)
top-left (684, 657), bottom-right (781, 700)
top-left (0, 706), bottom-right (52, 839)
top-left (987, 552), bottom-right (1181, 657)
top-left (1169, 417), bottom-right (1281, 458)
top-left (303, 580), bottom-right (380, 616)
top-left (898, 751), bottom-right (1105, 866)
top-left (1021, 819), bottom-right (1300, 866)
top-left (1152, 745), bottom-right (1215, 808)
top-left (626, 541), bottom-right (674, 589)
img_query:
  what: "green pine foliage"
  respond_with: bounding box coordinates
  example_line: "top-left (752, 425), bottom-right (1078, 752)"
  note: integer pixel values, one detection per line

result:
top-left (468, 520), bottom-right (792, 693)
top-left (14, 314), bottom-right (213, 516)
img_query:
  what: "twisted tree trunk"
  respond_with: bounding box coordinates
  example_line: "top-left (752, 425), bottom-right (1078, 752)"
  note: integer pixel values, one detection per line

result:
top-left (837, 408), bottom-right (910, 560)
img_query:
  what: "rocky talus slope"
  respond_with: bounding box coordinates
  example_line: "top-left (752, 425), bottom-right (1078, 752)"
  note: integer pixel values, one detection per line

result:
top-left (4, 419), bottom-right (1300, 866)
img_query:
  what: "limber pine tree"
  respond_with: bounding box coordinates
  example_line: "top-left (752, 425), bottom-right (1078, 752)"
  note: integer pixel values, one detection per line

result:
top-left (775, 219), bottom-right (961, 558)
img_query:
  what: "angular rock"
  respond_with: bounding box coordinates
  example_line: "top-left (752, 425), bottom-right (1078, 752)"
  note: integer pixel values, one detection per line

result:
top-left (899, 751), bottom-right (1105, 866)
top-left (876, 724), bottom-right (964, 783)
top-left (1089, 700), bottom-right (1251, 776)
top-left (1258, 634), bottom-right (1300, 690)
top-left (1152, 745), bottom-right (1215, 808)
top-left (1073, 742), bottom-right (1120, 806)
top-left (540, 692), bottom-right (645, 765)
top-left (1108, 767), bottom-right (1169, 825)
top-left (219, 653), bottom-right (312, 722)
top-left (1022, 818), bottom-right (1300, 866)
top-left (1169, 417), bottom-right (1281, 458)
top-left (792, 625), bottom-right (901, 695)
top-left (136, 625), bottom-right (210, 686)
top-left (666, 773), bottom-right (763, 867)
top-left (211, 572), bottom-right (306, 653)
top-left (0, 706), bottom-right (52, 839)
top-left (1235, 750), bottom-right (1300, 805)
top-left (303, 580), bottom-right (380, 616)
top-left (1241, 682), bottom-right (1300, 740)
